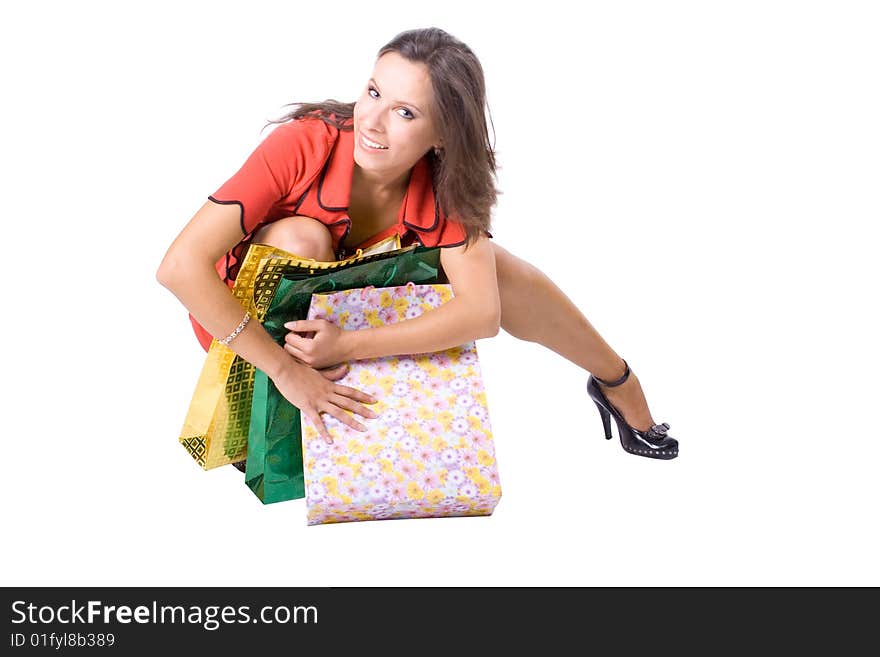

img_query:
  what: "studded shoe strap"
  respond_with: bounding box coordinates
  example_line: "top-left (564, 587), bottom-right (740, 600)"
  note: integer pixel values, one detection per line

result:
top-left (594, 359), bottom-right (630, 387)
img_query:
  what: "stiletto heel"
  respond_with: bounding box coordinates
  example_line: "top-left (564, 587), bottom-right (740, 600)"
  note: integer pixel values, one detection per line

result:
top-left (592, 400), bottom-right (613, 440)
top-left (586, 359), bottom-right (679, 460)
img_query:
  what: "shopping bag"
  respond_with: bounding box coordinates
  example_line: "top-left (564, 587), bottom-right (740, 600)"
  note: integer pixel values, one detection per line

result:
top-left (300, 283), bottom-right (502, 525)
top-left (244, 243), bottom-right (447, 503)
top-left (178, 234), bottom-right (416, 470)
top-left (178, 243), bottom-right (289, 469)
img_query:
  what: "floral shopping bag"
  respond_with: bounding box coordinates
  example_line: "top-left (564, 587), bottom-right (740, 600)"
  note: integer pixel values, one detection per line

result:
top-left (300, 283), bottom-right (502, 525)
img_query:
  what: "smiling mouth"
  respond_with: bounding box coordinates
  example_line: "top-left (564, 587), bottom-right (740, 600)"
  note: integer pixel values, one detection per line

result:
top-left (360, 132), bottom-right (389, 150)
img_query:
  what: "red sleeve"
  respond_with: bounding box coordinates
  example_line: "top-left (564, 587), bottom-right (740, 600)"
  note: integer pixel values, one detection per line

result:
top-left (208, 118), bottom-right (335, 235)
top-left (435, 219), bottom-right (494, 248)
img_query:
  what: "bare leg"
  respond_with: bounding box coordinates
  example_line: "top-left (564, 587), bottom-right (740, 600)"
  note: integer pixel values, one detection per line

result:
top-left (492, 242), bottom-right (657, 432)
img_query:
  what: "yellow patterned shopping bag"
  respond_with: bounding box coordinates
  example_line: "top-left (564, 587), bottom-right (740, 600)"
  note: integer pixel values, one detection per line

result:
top-left (300, 283), bottom-right (503, 524)
top-left (178, 235), bottom-right (404, 470)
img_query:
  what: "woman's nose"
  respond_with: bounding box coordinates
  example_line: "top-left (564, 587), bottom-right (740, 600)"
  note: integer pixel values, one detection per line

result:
top-left (360, 115), bottom-right (385, 135)
top-left (360, 107), bottom-right (385, 133)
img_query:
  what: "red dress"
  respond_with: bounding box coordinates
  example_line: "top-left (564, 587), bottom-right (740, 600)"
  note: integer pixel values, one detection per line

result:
top-left (189, 115), bottom-right (492, 352)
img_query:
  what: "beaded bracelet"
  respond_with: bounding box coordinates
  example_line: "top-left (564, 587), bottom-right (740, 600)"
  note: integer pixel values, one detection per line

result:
top-left (218, 311), bottom-right (251, 346)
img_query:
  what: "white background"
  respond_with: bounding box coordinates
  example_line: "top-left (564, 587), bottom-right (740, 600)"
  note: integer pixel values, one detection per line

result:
top-left (2, 1), bottom-right (878, 586)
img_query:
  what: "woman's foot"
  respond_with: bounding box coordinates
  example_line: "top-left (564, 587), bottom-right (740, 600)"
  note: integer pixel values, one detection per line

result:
top-left (594, 361), bottom-right (656, 433)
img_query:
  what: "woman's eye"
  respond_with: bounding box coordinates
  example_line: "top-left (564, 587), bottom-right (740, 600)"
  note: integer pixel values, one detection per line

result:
top-left (367, 86), bottom-right (414, 120)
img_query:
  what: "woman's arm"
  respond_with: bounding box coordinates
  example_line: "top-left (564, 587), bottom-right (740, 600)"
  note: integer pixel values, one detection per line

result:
top-left (345, 235), bottom-right (501, 360)
top-left (156, 200), bottom-right (291, 381)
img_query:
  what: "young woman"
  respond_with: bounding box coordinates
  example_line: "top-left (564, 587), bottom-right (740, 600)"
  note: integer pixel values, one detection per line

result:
top-left (157, 27), bottom-right (679, 462)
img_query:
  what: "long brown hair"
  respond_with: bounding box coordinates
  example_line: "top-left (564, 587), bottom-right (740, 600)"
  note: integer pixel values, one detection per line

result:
top-left (265, 27), bottom-right (500, 250)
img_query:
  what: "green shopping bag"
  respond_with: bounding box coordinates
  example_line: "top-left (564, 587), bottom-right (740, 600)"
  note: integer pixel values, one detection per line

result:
top-left (245, 245), bottom-right (446, 504)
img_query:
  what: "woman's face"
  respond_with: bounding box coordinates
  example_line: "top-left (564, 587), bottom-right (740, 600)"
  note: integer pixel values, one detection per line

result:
top-left (353, 51), bottom-right (442, 177)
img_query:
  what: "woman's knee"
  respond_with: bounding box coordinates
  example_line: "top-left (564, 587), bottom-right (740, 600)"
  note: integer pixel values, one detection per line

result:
top-left (253, 215), bottom-right (335, 260)
top-left (492, 242), bottom-right (532, 286)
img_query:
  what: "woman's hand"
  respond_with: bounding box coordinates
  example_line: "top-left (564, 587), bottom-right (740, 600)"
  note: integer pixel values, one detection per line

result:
top-left (282, 319), bottom-right (352, 370)
top-left (271, 359), bottom-right (378, 444)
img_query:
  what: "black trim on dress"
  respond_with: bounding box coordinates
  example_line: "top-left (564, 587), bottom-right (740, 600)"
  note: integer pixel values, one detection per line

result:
top-left (208, 196), bottom-right (247, 235)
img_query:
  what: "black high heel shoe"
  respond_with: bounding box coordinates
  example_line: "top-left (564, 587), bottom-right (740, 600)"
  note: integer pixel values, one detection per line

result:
top-left (586, 359), bottom-right (679, 460)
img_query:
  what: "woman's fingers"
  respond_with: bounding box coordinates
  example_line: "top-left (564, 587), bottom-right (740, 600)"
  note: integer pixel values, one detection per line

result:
top-left (330, 393), bottom-right (379, 421)
top-left (303, 408), bottom-right (334, 444)
top-left (333, 384), bottom-right (378, 405)
top-left (317, 402), bottom-right (369, 435)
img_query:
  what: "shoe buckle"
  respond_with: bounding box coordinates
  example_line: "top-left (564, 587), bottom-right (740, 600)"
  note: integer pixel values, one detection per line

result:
top-left (647, 422), bottom-right (670, 438)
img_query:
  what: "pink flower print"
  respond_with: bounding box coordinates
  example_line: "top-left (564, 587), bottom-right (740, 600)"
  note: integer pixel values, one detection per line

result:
top-left (375, 360), bottom-right (392, 375)
top-left (449, 377), bottom-right (468, 392)
top-left (361, 461), bottom-right (380, 479)
top-left (368, 484), bottom-right (387, 502)
top-left (455, 393), bottom-right (475, 411)
top-left (470, 432), bottom-right (490, 450)
top-left (387, 483), bottom-right (406, 501)
top-left (387, 425), bottom-right (406, 441)
top-left (440, 448), bottom-right (460, 467)
top-left (447, 469), bottom-right (466, 486)
top-left (329, 295), bottom-right (342, 308)
top-left (470, 406), bottom-right (489, 423)
top-left (468, 377), bottom-right (484, 393)
top-left (459, 451), bottom-right (477, 468)
top-left (399, 407), bottom-right (417, 423)
top-left (396, 359), bottom-right (416, 373)
top-left (400, 435), bottom-right (417, 451)
top-left (411, 391), bottom-right (427, 407)
top-left (458, 483), bottom-right (478, 498)
top-left (404, 305), bottom-right (423, 321)
top-left (392, 381), bottom-right (411, 397)
top-left (451, 417), bottom-right (470, 434)
top-left (429, 397), bottom-right (448, 413)
top-left (379, 473), bottom-right (397, 489)
top-left (379, 308), bottom-right (397, 325)
top-left (314, 457), bottom-right (333, 473)
top-left (379, 447), bottom-right (399, 463)
top-left (359, 429), bottom-right (381, 445)
top-left (327, 441), bottom-right (347, 458)
top-left (415, 446), bottom-right (434, 463)
top-left (399, 461), bottom-right (418, 479)
top-left (423, 290), bottom-right (441, 307)
top-left (345, 292), bottom-right (367, 309)
top-left (426, 378), bottom-right (444, 394)
top-left (409, 369), bottom-right (428, 384)
top-left (308, 440), bottom-right (328, 456)
top-left (333, 466), bottom-right (353, 481)
top-left (425, 420), bottom-right (443, 437)
top-left (307, 482), bottom-right (327, 502)
top-left (450, 404), bottom-right (469, 421)
top-left (484, 468), bottom-right (500, 485)
top-left (342, 482), bottom-right (360, 499)
top-left (347, 313), bottom-right (367, 330)
top-left (421, 471), bottom-right (441, 489)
